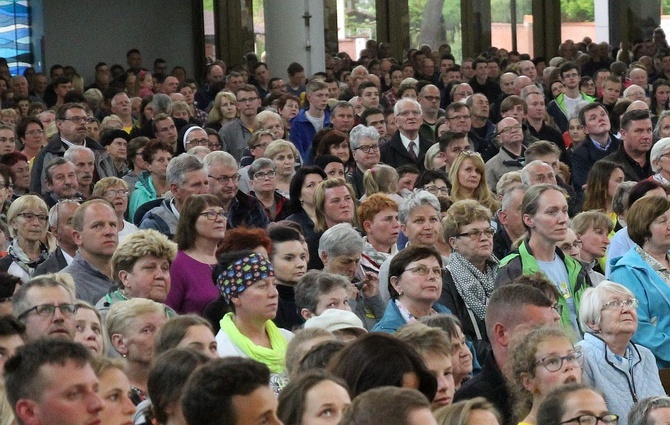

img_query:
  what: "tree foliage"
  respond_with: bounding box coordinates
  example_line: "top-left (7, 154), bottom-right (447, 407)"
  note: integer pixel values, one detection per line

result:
top-left (561, 0), bottom-right (595, 22)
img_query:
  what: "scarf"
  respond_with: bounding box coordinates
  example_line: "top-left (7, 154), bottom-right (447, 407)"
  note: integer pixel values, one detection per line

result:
top-left (219, 312), bottom-right (288, 374)
top-left (7, 238), bottom-right (49, 275)
top-left (448, 251), bottom-right (498, 320)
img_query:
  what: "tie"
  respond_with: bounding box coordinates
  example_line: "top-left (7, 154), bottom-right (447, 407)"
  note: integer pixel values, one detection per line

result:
top-left (408, 141), bottom-right (418, 162)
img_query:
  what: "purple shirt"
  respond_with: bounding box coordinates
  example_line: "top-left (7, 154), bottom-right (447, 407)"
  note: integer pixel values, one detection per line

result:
top-left (166, 251), bottom-right (218, 315)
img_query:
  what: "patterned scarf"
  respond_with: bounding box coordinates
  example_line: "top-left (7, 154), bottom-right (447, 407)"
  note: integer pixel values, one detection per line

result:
top-left (7, 238), bottom-right (49, 275)
top-left (448, 251), bottom-right (498, 320)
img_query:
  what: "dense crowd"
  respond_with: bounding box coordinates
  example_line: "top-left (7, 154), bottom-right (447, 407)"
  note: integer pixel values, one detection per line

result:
top-left (3, 28), bottom-right (670, 425)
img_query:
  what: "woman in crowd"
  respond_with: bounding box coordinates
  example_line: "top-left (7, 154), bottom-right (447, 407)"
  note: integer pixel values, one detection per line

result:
top-left (579, 76), bottom-right (597, 97)
top-left (373, 245), bottom-right (451, 333)
top-left (653, 111), bottom-right (670, 140)
top-left (91, 357), bottom-right (136, 424)
top-left (361, 163), bottom-right (403, 203)
top-left (415, 169), bottom-right (450, 200)
top-left (572, 211), bottom-right (613, 284)
top-left (238, 130), bottom-right (274, 186)
top-left (167, 194), bottom-right (226, 315)
top-left (264, 139), bottom-right (298, 197)
top-left (16, 116), bottom-right (44, 161)
top-left (314, 129), bottom-right (352, 170)
top-left (254, 110), bottom-right (285, 140)
top-left (566, 116), bottom-right (587, 150)
top-left (92, 177), bottom-right (138, 242)
top-left (577, 281), bottom-right (664, 424)
top-left (97, 129), bottom-right (130, 178)
top-left (277, 94), bottom-right (301, 137)
top-left (0, 152), bottom-right (30, 200)
top-left (440, 200), bottom-right (498, 360)
top-left (582, 160), bottom-right (624, 219)
top-left (610, 195), bottom-right (670, 367)
top-left (129, 140), bottom-right (173, 220)
top-left (448, 151), bottom-right (500, 215)
top-left (96, 229), bottom-right (176, 314)
top-left (314, 155), bottom-right (346, 180)
top-left (0, 194), bottom-right (55, 281)
top-left (205, 91), bottom-right (237, 131)
top-left (107, 297), bottom-right (169, 401)
top-left (287, 166), bottom-right (326, 241)
top-left (433, 397), bottom-right (502, 425)
top-left (278, 370), bottom-right (351, 425)
top-left (650, 137), bottom-right (670, 185)
top-left (123, 136), bottom-right (149, 198)
top-left (154, 314), bottom-right (218, 359)
top-left (313, 178), bottom-right (357, 234)
top-left (73, 301), bottom-right (106, 356)
top-left (651, 78), bottom-right (670, 117)
top-left (537, 383), bottom-right (618, 425)
top-left (205, 128), bottom-right (224, 152)
top-left (214, 250), bottom-right (293, 393)
top-left (248, 158), bottom-right (290, 222)
top-left (328, 332), bottom-right (437, 400)
top-left (509, 326), bottom-right (582, 425)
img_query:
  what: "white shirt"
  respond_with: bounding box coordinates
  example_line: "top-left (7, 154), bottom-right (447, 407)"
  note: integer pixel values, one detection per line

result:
top-left (399, 133), bottom-right (419, 157)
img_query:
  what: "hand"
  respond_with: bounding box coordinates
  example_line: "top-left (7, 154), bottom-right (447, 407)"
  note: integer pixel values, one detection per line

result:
top-left (361, 272), bottom-right (379, 298)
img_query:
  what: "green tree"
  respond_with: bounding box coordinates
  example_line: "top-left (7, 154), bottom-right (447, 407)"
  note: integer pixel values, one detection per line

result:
top-left (561, 0), bottom-right (594, 22)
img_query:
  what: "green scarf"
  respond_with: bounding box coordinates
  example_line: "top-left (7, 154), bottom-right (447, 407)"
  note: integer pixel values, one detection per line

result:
top-left (219, 313), bottom-right (288, 373)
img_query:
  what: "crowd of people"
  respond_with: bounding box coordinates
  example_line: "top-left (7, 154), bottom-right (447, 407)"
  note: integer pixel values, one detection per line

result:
top-left (3, 28), bottom-right (670, 425)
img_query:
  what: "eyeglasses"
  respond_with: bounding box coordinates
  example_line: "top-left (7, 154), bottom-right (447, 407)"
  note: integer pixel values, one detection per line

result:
top-left (455, 227), bottom-right (495, 239)
top-left (61, 116), bottom-right (95, 124)
top-left (207, 141), bottom-right (221, 150)
top-left (559, 240), bottom-right (582, 251)
top-left (404, 265), bottom-right (444, 277)
top-left (253, 171), bottom-right (276, 180)
top-left (17, 303), bottom-right (78, 320)
top-left (238, 97), bottom-right (259, 103)
top-left (103, 189), bottom-right (129, 198)
top-left (26, 129), bottom-right (45, 136)
top-left (498, 124), bottom-right (523, 135)
top-left (187, 138), bottom-right (209, 147)
top-left (424, 185), bottom-right (449, 196)
top-left (447, 114), bottom-right (471, 120)
top-left (17, 212), bottom-right (48, 222)
top-left (602, 298), bottom-right (639, 310)
top-left (354, 144), bottom-right (380, 154)
top-left (560, 414), bottom-right (619, 425)
top-left (199, 210), bottom-right (227, 221)
top-left (209, 174), bottom-right (240, 184)
top-left (252, 142), bottom-right (270, 150)
top-left (536, 350), bottom-right (583, 372)
top-left (553, 303), bottom-right (564, 316)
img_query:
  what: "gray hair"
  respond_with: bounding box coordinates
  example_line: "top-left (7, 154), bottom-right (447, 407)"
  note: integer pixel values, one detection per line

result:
top-left (521, 85), bottom-right (543, 99)
top-left (48, 199), bottom-right (81, 228)
top-left (151, 93), bottom-right (172, 115)
top-left (393, 98), bottom-right (422, 117)
top-left (13, 277), bottom-right (75, 320)
top-left (349, 124), bottom-right (379, 150)
top-left (651, 137), bottom-right (670, 172)
top-left (203, 151), bottom-right (237, 173)
top-left (166, 154), bottom-right (204, 186)
top-left (578, 281), bottom-right (635, 332)
top-left (44, 157), bottom-right (74, 184)
top-left (623, 85), bottom-right (645, 98)
top-left (612, 181), bottom-right (636, 216)
top-left (331, 101), bottom-right (354, 116)
top-left (398, 190), bottom-right (440, 225)
top-left (247, 157), bottom-right (275, 179)
top-left (63, 145), bottom-right (94, 162)
top-left (318, 222), bottom-right (364, 259)
top-left (628, 396), bottom-right (670, 425)
top-left (496, 171), bottom-right (523, 197)
top-left (520, 160), bottom-right (550, 185)
top-left (654, 111), bottom-right (670, 138)
top-left (501, 184), bottom-right (528, 212)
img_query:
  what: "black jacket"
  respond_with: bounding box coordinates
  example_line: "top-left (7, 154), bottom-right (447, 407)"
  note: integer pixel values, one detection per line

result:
top-left (379, 131), bottom-right (432, 171)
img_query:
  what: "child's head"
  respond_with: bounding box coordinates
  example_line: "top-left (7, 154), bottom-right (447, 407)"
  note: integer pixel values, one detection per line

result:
top-left (295, 270), bottom-right (351, 319)
top-left (568, 116), bottom-right (585, 145)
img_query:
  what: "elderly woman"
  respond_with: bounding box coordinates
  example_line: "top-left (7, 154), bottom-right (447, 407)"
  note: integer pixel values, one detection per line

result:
top-left (264, 139), bottom-right (298, 197)
top-left (654, 111), bottom-right (670, 141)
top-left (0, 194), bottom-right (56, 281)
top-left (92, 177), bottom-right (138, 241)
top-left (572, 211), bottom-right (613, 284)
top-left (248, 157), bottom-right (290, 222)
top-left (107, 297), bottom-right (169, 402)
top-left (372, 245), bottom-right (451, 333)
top-left (97, 129), bottom-right (130, 178)
top-left (286, 166), bottom-right (326, 241)
top-left (254, 110), bottom-right (285, 140)
top-left (347, 124), bottom-right (381, 199)
top-left (206, 90), bottom-right (237, 131)
top-left (577, 281), bottom-right (664, 425)
top-left (650, 137), bottom-right (670, 185)
top-left (610, 195), bottom-right (670, 367)
top-left (314, 129), bottom-right (352, 168)
top-left (448, 151), bottom-right (500, 215)
top-left (95, 229), bottom-right (177, 314)
top-left (439, 200), bottom-right (498, 360)
top-left (214, 250), bottom-right (293, 394)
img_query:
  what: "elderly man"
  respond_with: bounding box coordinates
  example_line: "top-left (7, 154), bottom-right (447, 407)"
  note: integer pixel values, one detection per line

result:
top-left (418, 84), bottom-right (442, 142)
top-left (520, 160), bottom-right (557, 186)
top-left (380, 98), bottom-right (432, 170)
top-left (139, 154), bottom-right (209, 239)
top-left (623, 84), bottom-right (647, 103)
top-left (203, 151), bottom-right (268, 229)
top-left (318, 223), bottom-right (385, 330)
top-left (43, 158), bottom-right (81, 209)
top-left (111, 91), bottom-right (136, 132)
top-left (494, 184), bottom-right (527, 260)
top-left (346, 124), bottom-right (381, 198)
top-left (64, 146), bottom-right (96, 198)
top-left (486, 117), bottom-right (525, 191)
top-left (604, 109), bottom-right (653, 181)
top-left (34, 200), bottom-right (80, 276)
top-left (628, 396), bottom-right (670, 425)
top-left (467, 93), bottom-right (497, 161)
top-left (329, 101), bottom-right (356, 134)
top-left (195, 63), bottom-right (225, 109)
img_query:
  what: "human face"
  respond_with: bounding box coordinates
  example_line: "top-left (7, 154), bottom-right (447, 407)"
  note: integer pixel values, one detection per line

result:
top-left (656, 84), bottom-right (670, 107)
top-left (71, 150), bottom-right (95, 188)
top-left (57, 107), bottom-right (88, 144)
top-left (279, 99), bottom-right (300, 122)
top-left (558, 228), bottom-right (581, 259)
top-left (525, 93), bottom-right (546, 121)
top-left (450, 219), bottom-right (493, 265)
top-left (582, 106), bottom-right (611, 138)
top-left (560, 68), bottom-right (581, 90)
top-left (365, 208), bottom-right (401, 250)
top-left (527, 336), bottom-right (581, 398)
top-left (392, 256), bottom-right (442, 304)
top-left (497, 118), bottom-right (524, 148)
top-left (396, 100), bottom-right (423, 134)
top-left (365, 113), bottom-right (387, 139)
top-left (16, 361), bottom-right (102, 425)
top-left (101, 184), bottom-right (129, 217)
top-left (116, 312), bottom-right (167, 363)
top-left (551, 81), bottom-right (566, 98)
top-left (524, 189), bottom-right (569, 244)
top-left (219, 98), bottom-right (237, 120)
top-left (450, 327), bottom-right (473, 387)
top-left (402, 204), bottom-right (441, 246)
top-left (184, 129), bottom-right (208, 151)
top-left (207, 162), bottom-right (239, 203)
top-left (72, 203), bottom-right (118, 258)
top-left (85, 121), bottom-right (100, 143)
top-left (148, 150), bottom-right (172, 179)
top-left (576, 225), bottom-right (608, 263)
top-left (596, 291), bottom-right (638, 337)
top-left (263, 118), bottom-right (284, 140)
top-left (302, 380), bottom-right (351, 425)
top-left (324, 254), bottom-right (361, 279)
top-left (52, 201), bottom-right (78, 250)
top-left (323, 162), bottom-right (345, 180)
top-left (176, 324), bottom-right (218, 359)
top-left (469, 94), bottom-right (489, 119)
top-left (441, 139), bottom-right (469, 173)
top-left (22, 122), bottom-right (45, 151)
top-left (559, 389), bottom-right (610, 425)
top-left (323, 185), bottom-right (355, 227)
top-left (453, 84), bottom-right (474, 102)
top-left (106, 138), bottom-right (128, 163)
top-left (111, 94), bottom-right (131, 117)
top-left (0, 333), bottom-right (22, 374)
top-left (649, 407), bottom-right (670, 425)
top-left (179, 86), bottom-right (195, 104)
top-left (328, 140), bottom-right (350, 163)
top-left (272, 240), bottom-right (307, 284)
top-left (233, 276), bottom-right (279, 320)
top-left (236, 90), bottom-right (261, 118)
top-left (602, 81), bottom-right (621, 104)
top-left (74, 308), bottom-right (104, 355)
top-left (647, 207), bottom-right (670, 251)
top-left (475, 62), bottom-right (488, 81)
top-left (300, 173), bottom-right (324, 209)
top-left (457, 158), bottom-right (481, 192)
top-left (352, 137), bottom-right (380, 170)
top-left (313, 287), bottom-right (351, 316)
top-left (527, 162), bottom-right (557, 185)
top-left (12, 206), bottom-right (47, 243)
top-left (308, 89), bottom-right (329, 111)
top-left (98, 368), bottom-right (135, 425)
top-left (419, 86), bottom-right (441, 116)
top-left (568, 119), bottom-right (586, 144)
top-left (272, 149), bottom-right (296, 178)
top-left (607, 168), bottom-right (624, 198)
top-left (174, 169), bottom-right (209, 205)
top-left (423, 351), bottom-right (454, 409)
top-left (659, 116), bottom-right (670, 139)
top-left (155, 118), bottom-right (178, 145)
top-left (20, 285), bottom-right (75, 341)
top-left (251, 167), bottom-right (277, 194)
top-left (330, 106), bottom-right (355, 133)
top-left (621, 118), bottom-right (653, 156)
top-left (195, 205), bottom-right (227, 242)
top-left (398, 173), bottom-right (418, 191)
top-left (55, 82), bottom-right (73, 98)
top-left (231, 386), bottom-right (282, 425)
top-left (360, 86), bottom-right (379, 109)
top-left (446, 107), bottom-right (472, 133)
top-left (162, 76), bottom-right (179, 94)
top-left (119, 255), bottom-right (171, 302)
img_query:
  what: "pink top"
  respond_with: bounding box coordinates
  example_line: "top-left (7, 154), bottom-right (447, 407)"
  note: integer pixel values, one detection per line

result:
top-left (166, 251), bottom-right (219, 315)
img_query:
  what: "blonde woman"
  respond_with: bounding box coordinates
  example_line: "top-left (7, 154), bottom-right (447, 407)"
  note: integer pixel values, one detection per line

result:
top-left (264, 139), bottom-right (298, 197)
top-left (448, 151), bottom-right (500, 214)
top-left (206, 90), bottom-right (237, 131)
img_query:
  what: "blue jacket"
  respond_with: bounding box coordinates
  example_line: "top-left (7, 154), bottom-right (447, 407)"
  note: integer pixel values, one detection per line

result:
top-left (577, 333), bottom-right (664, 425)
top-left (372, 299), bottom-right (451, 333)
top-left (289, 108), bottom-right (330, 161)
top-left (609, 247), bottom-right (670, 367)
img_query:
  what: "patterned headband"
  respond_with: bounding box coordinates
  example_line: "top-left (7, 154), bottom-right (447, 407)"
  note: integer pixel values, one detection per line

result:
top-left (215, 252), bottom-right (275, 303)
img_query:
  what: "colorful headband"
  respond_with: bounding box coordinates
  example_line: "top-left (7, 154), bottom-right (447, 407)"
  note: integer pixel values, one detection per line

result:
top-left (215, 253), bottom-right (275, 303)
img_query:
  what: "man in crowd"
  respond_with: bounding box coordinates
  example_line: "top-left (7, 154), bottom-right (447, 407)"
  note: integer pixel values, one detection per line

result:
top-left (380, 99), bottom-right (431, 170)
top-left (547, 61), bottom-right (595, 132)
top-left (43, 158), bottom-right (81, 209)
top-left (486, 117), bottom-right (525, 191)
top-left (220, 85), bottom-right (261, 162)
top-left (605, 109), bottom-right (653, 181)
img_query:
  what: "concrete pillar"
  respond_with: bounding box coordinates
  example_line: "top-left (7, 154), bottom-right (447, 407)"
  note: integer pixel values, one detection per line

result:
top-left (594, 0), bottom-right (609, 43)
top-left (264, 0), bottom-right (326, 80)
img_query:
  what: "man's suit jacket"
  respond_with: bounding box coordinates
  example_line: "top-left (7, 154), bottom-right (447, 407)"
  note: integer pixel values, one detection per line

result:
top-left (379, 131), bottom-right (433, 171)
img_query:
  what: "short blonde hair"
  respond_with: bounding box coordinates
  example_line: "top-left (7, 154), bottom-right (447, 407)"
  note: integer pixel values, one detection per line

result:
top-left (172, 100), bottom-right (191, 117)
top-left (571, 210), bottom-right (614, 236)
top-left (106, 297), bottom-right (167, 338)
top-left (395, 322), bottom-right (454, 357)
top-left (7, 194), bottom-right (48, 238)
top-left (264, 139), bottom-right (298, 160)
top-left (442, 200), bottom-right (492, 239)
top-left (92, 177), bottom-right (128, 197)
top-left (111, 229), bottom-right (177, 286)
top-left (76, 300), bottom-right (109, 354)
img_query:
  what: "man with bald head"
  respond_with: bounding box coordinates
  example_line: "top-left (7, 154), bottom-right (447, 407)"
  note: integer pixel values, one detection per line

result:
top-left (513, 75), bottom-right (533, 95)
top-left (491, 72), bottom-right (518, 121)
top-left (418, 84), bottom-right (442, 142)
top-left (629, 67), bottom-right (649, 94)
top-left (486, 117), bottom-right (525, 191)
top-left (195, 63), bottom-right (225, 110)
